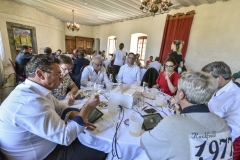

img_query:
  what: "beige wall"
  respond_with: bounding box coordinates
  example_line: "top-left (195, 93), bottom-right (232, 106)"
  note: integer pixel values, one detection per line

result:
top-left (0, 0), bottom-right (65, 64)
top-left (64, 23), bottom-right (93, 38)
top-left (93, 0), bottom-right (240, 73)
top-left (1, 0), bottom-right (239, 74)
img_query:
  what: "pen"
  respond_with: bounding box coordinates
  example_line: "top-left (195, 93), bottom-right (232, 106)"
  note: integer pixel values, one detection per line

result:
top-left (141, 106), bottom-right (148, 111)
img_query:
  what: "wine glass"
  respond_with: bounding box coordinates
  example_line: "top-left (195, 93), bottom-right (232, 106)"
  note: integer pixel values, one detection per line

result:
top-left (115, 75), bottom-right (121, 84)
top-left (109, 74), bottom-right (113, 83)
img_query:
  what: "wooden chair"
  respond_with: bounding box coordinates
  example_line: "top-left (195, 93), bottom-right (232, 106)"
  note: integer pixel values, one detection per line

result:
top-left (8, 59), bottom-right (26, 85)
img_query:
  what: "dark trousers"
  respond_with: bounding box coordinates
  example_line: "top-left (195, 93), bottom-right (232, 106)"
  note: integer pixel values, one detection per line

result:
top-left (113, 65), bottom-right (121, 83)
top-left (44, 138), bottom-right (106, 160)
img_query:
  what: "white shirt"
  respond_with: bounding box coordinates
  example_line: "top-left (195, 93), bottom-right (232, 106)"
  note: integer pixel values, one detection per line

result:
top-left (0, 79), bottom-right (85, 160)
top-left (113, 49), bottom-right (125, 66)
top-left (148, 61), bottom-right (162, 72)
top-left (81, 65), bottom-right (109, 87)
top-left (208, 80), bottom-right (240, 141)
top-left (118, 64), bottom-right (141, 84)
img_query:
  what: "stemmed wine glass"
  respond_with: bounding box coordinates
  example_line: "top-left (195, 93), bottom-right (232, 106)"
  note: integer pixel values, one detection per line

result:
top-left (109, 74), bottom-right (113, 83)
top-left (115, 75), bottom-right (121, 84)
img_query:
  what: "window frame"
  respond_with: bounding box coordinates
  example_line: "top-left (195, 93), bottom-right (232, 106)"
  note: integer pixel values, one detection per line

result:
top-left (136, 36), bottom-right (147, 60)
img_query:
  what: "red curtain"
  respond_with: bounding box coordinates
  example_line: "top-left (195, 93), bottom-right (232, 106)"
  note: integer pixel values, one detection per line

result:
top-left (159, 10), bottom-right (195, 64)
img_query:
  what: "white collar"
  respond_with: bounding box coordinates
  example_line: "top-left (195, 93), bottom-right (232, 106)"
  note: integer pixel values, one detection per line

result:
top-left (24, 79), bottom-right (51, 97)
top-left (214, 80), bottom-right (233, 97)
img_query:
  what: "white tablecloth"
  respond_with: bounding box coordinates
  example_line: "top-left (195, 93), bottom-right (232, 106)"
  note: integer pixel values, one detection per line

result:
top-left (71, 90), bottom-right (171, 160)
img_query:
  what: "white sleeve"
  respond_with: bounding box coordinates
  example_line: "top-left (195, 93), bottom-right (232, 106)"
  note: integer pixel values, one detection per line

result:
top-left (80, 67), bottom-right (93, 87)
top-left (136, 66), bottom-right (141, 82)
top-left (118, 66), bottom-right (124, 82)
top-left (14, 96), bottom-right (85, 146)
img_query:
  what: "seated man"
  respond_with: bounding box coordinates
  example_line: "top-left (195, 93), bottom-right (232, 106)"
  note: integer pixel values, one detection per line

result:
top-left (73, 51), bottom-right (90, 77)
top-left (15, 45), bottom-right (33, 76)
top-left (148, 57), bottom-right (161, 72)
top-left (52, 49), bottom-right (62, 58)
top-left (72, 51), bottom-right (90, 87)
top-left (44, 47), bottom-right (52, 55)
top-left (81, 57), bottom-right (109, 87)
top-left (202, 61), bottom-right (240, 159)
top-left (118, 52), bottom-right (141, 84)
top-left (0, 54), bottom-right (105, 160)
top-left (52, 55), bottom-right (78, 106)
top-left (141, 71), bottom-right (232, 160)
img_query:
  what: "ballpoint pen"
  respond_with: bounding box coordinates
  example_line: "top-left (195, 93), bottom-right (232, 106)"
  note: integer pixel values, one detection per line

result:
top-left (141, 106), bottom-right (148, 111)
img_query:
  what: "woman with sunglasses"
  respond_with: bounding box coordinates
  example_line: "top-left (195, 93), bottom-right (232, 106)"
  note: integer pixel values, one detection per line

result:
top-left (52, 55), bottom-right (78, 106)
top-left (152, 57), bottom-right (180, 96)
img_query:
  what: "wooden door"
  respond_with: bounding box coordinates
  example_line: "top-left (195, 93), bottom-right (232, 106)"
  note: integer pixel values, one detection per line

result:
top-left (65, 36), bottom-right (75, 53)
top-left (75, 36), bottom-right (94, 55)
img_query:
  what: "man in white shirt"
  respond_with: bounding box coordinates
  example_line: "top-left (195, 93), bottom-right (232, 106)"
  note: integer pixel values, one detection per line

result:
top-left (0, 54), bottom-right (105, 160)
top-left (81, 57), bottom-right (109, 87)
top-left (148, 57), bottom-right (161, 72)
top-left (202, 61), bottom-right (240, 159)
top-left (113, 43), bottom-right (126, 82)
top-left (118, 52), bottom-right (141, 84)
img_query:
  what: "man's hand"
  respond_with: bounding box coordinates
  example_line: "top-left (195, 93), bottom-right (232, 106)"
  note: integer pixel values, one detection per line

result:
top-left (79, 94), bottom-right (100, 121)
top-left (67, 97), bottom-right (75, 106)
top-left (85, 94), bottom-right (100, 109)
top-left (84, 119), bottom-right (97, 131)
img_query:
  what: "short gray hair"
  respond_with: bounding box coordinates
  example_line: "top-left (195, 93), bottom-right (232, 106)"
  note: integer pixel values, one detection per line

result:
top-left (91, 56), bottom-right (102, 66)
top-left (201, 61), bottom-right (231, 80)
top-left (26, 54), bottom-right (60, 78)
top-left (178, 71), bottom-right (218, 105)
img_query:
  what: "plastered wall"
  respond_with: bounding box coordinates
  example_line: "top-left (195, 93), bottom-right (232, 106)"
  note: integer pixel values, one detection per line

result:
top-left (93, 0), bottom-right (240, 73)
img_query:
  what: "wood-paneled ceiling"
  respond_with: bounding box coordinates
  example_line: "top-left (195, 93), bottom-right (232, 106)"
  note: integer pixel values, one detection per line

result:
top-left (10, 0), bottom-right (227, 26)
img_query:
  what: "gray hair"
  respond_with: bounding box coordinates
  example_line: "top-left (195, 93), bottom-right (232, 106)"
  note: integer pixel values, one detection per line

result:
top-left (201, 61), bottom-right (231, 80)
top-left (91, 56), bottom-right (102, 66)
top-left (178, 71), bottom-right (218, 105)
top-left (25, 54), bottom-right (60, 78)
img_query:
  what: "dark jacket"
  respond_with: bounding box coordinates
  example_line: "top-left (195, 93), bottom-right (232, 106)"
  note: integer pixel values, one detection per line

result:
top-left (141, 68), bottom-right (159, 88)
top-left (15, 52), bottom-right (33, 76)
top-left (73, 58), bottom-right (90, 76)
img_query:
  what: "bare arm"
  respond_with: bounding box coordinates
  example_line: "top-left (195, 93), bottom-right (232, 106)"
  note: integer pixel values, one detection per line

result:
top-left (165, 73), bottom-right (177, 93)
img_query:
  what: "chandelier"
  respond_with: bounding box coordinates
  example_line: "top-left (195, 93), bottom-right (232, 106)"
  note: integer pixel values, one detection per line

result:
top-left (67, 10), bottom-right (80, 31)
top-left (140, 0), bottom-right (173, 16)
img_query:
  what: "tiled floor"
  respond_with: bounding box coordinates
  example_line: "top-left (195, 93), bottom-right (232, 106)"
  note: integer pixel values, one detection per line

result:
top-left (0, 65), bottom-right (16, 104)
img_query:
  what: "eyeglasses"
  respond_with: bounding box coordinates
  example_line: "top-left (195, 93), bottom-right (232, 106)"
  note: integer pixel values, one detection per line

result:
top-left (42, 70), bottom-right (63, 78)
top-left (93, 62), bottom-right (103, 67)
top-left (128, 57), bottom-right (135, 60)
top-left (60, 66), bottom-right (72, 72)
top-left (165, 65), bottom-right (174, 68)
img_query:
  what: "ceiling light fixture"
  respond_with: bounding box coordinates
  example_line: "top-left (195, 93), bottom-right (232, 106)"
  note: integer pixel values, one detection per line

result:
top-left (140, 0), bottom-right (173, 17)
top-left (66, 10), bottom-right (80, 31)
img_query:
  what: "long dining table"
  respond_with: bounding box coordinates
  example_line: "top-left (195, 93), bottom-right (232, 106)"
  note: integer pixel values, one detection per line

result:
top-left (71, 86), bottom-right (171, 160)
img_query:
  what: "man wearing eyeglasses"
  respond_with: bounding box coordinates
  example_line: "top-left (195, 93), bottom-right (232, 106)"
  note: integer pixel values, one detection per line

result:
top-left (0, 54), bottom-right (106, 160)
top-left (118, 52), bottom-right (141, 84)
top-left (202, 61), bottom-right (240, 159)
top-left (141, 71), bottom-right (231, 160)
top-left (81, 57), bottom-right (109, 87)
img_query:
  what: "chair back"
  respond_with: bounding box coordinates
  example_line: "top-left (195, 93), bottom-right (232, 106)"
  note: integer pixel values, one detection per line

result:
top-left (9, 59), bottom-right (26, 83)
top-left (9, 59), bottom-right (17, 74)
top-left (75, 64), bottom-right (89, 89)
top-left (140, 68), bottom-right (159, 88)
